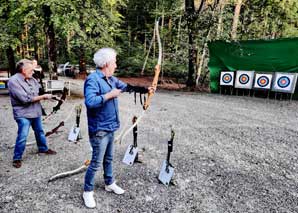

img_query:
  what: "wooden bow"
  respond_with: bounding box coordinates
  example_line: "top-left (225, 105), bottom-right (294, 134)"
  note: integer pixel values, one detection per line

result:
top-left (115, 19), bottom-right (162, 144)
top-left (143, 19), bottom-right (162, 110)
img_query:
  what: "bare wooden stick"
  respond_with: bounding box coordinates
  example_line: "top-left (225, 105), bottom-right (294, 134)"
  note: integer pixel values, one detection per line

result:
top-left (48, 160), bottom-right (90, 182)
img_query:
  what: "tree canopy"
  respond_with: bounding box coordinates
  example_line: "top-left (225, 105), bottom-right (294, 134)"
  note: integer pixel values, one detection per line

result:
top-left (0, 0), bottom-right (297, 85)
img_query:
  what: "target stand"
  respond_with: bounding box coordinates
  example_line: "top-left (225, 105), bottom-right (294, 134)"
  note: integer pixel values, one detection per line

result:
top-left (271, 73), bottom-right (298, 101)
top-left (219, 71), bottom-right (234, 95)
top-left (68, 105), bottom-right (83, 142)
top-left (253, 73), bottom-right (273, 99)
top-left (158, 129), bottom-right (175, 187)
top-left (234, 71), bottom-right (255, 97)
top-left (122, 116), bottom-right (143, 165)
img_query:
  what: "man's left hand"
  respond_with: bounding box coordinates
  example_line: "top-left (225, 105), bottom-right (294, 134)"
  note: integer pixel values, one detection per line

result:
top-left (148, 86), bottom-right (156, 94)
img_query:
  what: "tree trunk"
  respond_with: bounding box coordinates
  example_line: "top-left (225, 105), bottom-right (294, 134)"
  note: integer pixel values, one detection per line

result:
top-left (175, 15), bottom-right (182, 60)
top-left (216, 0), bottom-right (227, 38)
top-left (144, 31), bottom-right (147, 54)
top-left (196, 0), bottom-right (221, 87)
top-left (66, 33), bottom-right (71, 59)
top-left (78, 2), bottom-right (87, 75)
top-left (128, 26), bottom-right (131, 56)
top-left (79, 46), bottom-right (86, 74)
top-left (32, 25), bottom-right (39, 61)
top-left (20, 32), bottom-right (25, 59)
top-left (43, 5), bottom-right (57, 79)
top-left (231, 0), bottom-right (243, 40)
top-left (195, 29), bottom-right (210, 87)
top-left (33, 38), bottom-right (38, 61)
top-left (141, 24), bottom-right (155, 76)
top-left (168, 16), bottom-right (172, 42)
top-left (6, 46), bottom-right (15, 76)
top-left (25, 24), bottom-right (30, 58)
top-left (185, 0), bottom-right (196, 87)
top-left (194, 0), bottom-right (205, 12)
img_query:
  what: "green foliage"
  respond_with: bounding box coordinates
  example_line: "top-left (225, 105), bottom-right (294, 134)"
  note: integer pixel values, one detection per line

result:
top-left (232, 0), bottom-right (298, 39)
top-left (117, 42), bottom-right (152, 76)
top-left (0, 0), bottom-right (23, 49)
top-left (0, 0), bottom-right (297, 83)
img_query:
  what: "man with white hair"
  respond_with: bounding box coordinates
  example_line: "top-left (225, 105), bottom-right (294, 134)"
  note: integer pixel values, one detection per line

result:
top-left (8, 59), bottom-right (57, 169)
top-left (83, 48), bottom-right (153, 208)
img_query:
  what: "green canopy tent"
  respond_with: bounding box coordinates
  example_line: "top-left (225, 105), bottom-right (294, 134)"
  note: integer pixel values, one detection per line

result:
top-left (208, 38), bottom-right (298, 93)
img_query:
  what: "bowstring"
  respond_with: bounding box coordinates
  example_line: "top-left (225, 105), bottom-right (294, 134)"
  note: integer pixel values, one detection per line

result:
top-left (115, 20), bottom-right (161, 144)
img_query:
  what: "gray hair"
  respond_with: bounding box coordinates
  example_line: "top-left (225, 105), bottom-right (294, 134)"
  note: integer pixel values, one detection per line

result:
top-left (16, 59), bottom-right (33, 73)
top-left (93, 48), bottom-right (117, 68)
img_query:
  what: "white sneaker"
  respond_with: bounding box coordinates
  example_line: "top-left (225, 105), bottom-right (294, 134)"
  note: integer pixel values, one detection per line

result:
top-left (83, 191), bottom-right (96, 208)
top-left (105, 182), bottom-right (125, 195)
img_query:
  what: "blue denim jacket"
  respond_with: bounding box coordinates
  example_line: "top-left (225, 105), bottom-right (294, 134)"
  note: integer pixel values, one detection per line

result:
top-left (84, 69), bottom-right (127, 135)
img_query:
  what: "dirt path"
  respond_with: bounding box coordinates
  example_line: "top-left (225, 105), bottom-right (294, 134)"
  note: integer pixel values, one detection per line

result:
top-left (0, 79), bottom-right (298, 212)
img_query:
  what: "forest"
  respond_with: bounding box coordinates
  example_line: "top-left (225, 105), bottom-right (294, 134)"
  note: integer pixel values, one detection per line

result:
top-left (1, 1), bottom-right (298, 212)
top-left (1, 0), bottom-right (298, 87)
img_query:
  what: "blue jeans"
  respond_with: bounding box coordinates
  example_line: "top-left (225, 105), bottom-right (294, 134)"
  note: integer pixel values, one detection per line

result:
top-left (13, 117), bottom-right (48, 160)
top-left (84, 131), bottom-right (114, 191)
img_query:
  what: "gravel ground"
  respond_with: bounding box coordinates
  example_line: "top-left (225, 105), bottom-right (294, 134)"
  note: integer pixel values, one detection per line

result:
top-left (1, 79), bottom-right (298, 212)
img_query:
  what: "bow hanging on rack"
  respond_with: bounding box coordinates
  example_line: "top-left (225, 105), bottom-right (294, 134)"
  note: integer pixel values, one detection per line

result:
top-left (115, 18), bottom-right (162, 144)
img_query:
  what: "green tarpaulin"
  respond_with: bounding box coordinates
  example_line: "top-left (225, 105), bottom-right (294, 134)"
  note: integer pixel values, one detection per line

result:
top-left (208, 38), bottom-right (298, 93)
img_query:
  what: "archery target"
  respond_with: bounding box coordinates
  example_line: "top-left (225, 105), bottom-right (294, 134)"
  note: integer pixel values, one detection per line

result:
top-left (234, 70), bottom-right (255, 89)
top-left (272, 73), bottom-right (297, 93)
top-left (220, 71), bottom-right (234, 86)
top-left (253, 73), bottom-right (273, 90)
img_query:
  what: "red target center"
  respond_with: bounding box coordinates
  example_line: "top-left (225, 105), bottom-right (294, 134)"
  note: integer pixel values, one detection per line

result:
top-left (241, 77), bottom-right (247, 81)
top-left (281, 80), bottom-right (286, 84)
top-left (224, 76), bottom-right (230, 80)
top-left (260, 79), bottom-right (266, 84)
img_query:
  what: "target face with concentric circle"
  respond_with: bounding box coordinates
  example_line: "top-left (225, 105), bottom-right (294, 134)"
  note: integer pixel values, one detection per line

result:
top-left (272, 72), bottom-right (297, 93)
top-left (239, 74), bottom-right (250, 84)
top-left (222, 73), bottom-right (232, 84)
top-left (277, 76), bottom-right (290, 88)
top-left (235, 71), bottom-right (254, 89)
top-left (253, 73), bottom-right (272, 90)
top-left (220, 71), bottom-right (234, 86)
top-left (257, 76), bottom-right (269, 87)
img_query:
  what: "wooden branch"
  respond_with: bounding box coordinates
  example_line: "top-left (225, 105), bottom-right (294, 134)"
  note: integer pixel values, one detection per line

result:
top-left (48, 160), bottom-right (90, 182)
